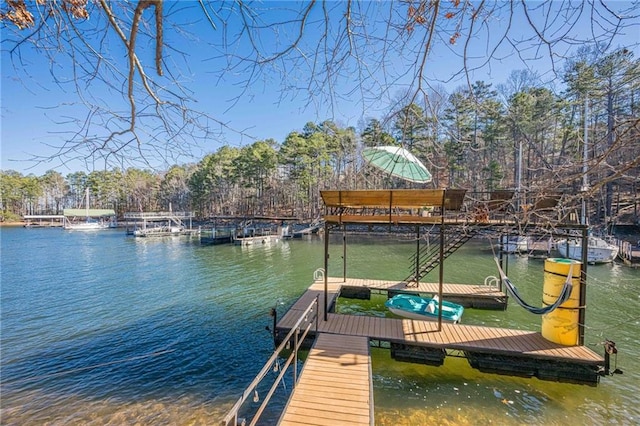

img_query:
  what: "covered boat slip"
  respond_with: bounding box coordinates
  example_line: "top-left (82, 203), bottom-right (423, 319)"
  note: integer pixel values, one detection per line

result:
top-left (23, 214), bottom-right (65, 227)
top-left (123, 211), bottom-right (198, 237)
top-left (319, 189), bottom-right (511, 313)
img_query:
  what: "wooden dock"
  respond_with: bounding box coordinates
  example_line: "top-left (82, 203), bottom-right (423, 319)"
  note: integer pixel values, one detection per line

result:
top-left (270, 190), bottom-right (606, 424)
top-left (290, 277), bottom-right (507, 310)
top-left (618, 239), bottom-right (640, 267)
top-left (272, 277), bottom-right (605, 424)
top-left (279, 334), bottom-right (372, 426)
top-left (275, 279), bottom-right (605, 387)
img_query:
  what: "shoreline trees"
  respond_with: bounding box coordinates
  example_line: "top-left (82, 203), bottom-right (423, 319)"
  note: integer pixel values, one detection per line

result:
top-left (2, 57), bottom-right (638, 225)
top-left (1, 2), bottom-right (638, 225)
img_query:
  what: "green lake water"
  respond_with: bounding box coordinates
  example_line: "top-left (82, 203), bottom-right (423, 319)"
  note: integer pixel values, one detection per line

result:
top-left (1, 227), bottom-right (638, 425)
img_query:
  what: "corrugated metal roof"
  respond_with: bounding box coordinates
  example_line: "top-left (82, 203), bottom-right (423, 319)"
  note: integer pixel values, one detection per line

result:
top-left (63, 209), bottom-right (115, 217)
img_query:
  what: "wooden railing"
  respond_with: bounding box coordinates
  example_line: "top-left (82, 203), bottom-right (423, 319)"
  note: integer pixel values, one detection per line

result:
top-left (221, 297), bottom-right (319, 426)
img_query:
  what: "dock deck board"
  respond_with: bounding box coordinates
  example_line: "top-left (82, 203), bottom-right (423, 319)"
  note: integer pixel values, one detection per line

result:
top-left (279, 334), bottom-right (372, 426)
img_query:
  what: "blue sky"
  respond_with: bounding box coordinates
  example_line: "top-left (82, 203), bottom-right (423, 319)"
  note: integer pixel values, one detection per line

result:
top-left (1, 1), bottom-right (639, 176)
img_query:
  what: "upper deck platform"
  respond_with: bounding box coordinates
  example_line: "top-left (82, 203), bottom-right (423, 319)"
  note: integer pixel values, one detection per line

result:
top-left (320, 189), bottom-right (466, 225)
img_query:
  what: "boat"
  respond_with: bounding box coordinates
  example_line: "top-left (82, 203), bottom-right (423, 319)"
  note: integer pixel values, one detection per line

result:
top-left (65, 218), bottom-right (110, 231)
top-left (554, 98), bottom-right (619, 264)
top-left (64, 188), bottom-right (112, 230)
top-left (233, 226), bottom-right (279, 246)
top-left (500, 235), bottom-right (529, 253)
top-left (200, 226), bottom-right (235, 245)
top-left (556, 236), bottom-right (619, 264)
top-left (133, 225), bottom-right (183, 237)
top-left (385, 293), bottom-right (464, 323)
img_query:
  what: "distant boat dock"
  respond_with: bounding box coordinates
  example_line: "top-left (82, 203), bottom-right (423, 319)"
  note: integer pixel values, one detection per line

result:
top-left (23, 215), bottom-right (65, 227)
top-left (123, 211), bottom-right (198, 237)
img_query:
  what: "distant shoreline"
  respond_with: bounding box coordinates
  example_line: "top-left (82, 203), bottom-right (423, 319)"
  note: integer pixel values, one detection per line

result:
top-left (0, 222), bottom-right (24, 227)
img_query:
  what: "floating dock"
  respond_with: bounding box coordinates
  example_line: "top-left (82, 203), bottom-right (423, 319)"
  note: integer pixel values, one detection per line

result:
top-left (269, 278), bottom-right (606, 425)
top-left (233, 232), bottom-right (280, 246)
top-left (275, 279), bottom-right (605, 386)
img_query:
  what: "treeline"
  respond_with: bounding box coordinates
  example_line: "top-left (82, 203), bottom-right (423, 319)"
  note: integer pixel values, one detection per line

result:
top-left (1, 47), bottom-right (639, 223)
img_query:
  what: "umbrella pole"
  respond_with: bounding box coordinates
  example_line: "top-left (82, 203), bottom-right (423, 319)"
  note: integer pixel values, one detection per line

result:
top-left (415, 225), bottom-right (420, 285)
top-left (324, 221), bottom-right (329, 321)
top-left (343, 225), bottom-right (347, 282)
top-left (438, 223), bottom-right (445, 332)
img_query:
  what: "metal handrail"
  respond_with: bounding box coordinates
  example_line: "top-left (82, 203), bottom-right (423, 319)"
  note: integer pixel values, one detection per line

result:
top-left (221, 296), bottom-right (319, 426)
top-left (313, 268), bottom-right (325, 281)
top-left (483, 275), bottom-right (500, 290)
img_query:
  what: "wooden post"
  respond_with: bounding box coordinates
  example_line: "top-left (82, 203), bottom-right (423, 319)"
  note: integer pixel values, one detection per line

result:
top-left (437, 192), bottom-right (446, 331)
top-left (415, 225), bottom-right (420, 284)
top-left (270, 307), bottom-right (277, 348)
top-left (324, 221), bottom-right (329, 321)
top-left (503, 234), bottom-right (508, 290)
top-left (293, 329), bottom-right (298, 386)
top-left (579, 226), bottom-right (588, 346)
top-left (315, 296), bottom-right (319, 336)
top-left (438, 223), bottom-right (445, 331)
top-left (343, 225), bottom-right (347, 282)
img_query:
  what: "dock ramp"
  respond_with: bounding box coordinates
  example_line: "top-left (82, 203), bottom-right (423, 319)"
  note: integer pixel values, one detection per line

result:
top-left (279, 333), bottom-right (372, 426)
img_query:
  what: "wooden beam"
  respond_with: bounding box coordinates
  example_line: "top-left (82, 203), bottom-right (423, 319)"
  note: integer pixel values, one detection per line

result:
top-left (320, 189), bottom-right (449, 209)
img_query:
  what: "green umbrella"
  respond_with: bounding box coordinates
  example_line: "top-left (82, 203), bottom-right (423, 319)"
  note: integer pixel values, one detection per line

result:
top-left (362, 146), bottom-right (432, 183)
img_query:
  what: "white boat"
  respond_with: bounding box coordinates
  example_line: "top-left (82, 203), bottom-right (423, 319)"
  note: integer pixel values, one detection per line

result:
top-left (500, 235), bottom-right (528, 253)
top-left (65, 219), bottom-right (110, 231)
top-left (233, 226), bottom-right (279, 246)
top-left (133, 225), bottom-right (183, 237)
top-left (554, 99), bottom-right (619, 264)
top-left (64, 188), bottom-right (112, 230)
top-left (556, 236), bottom-right (619, 264)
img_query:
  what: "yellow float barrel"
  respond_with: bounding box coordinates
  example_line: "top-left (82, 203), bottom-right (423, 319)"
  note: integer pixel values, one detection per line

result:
top-left (541, 258), bottom-right (582, 345)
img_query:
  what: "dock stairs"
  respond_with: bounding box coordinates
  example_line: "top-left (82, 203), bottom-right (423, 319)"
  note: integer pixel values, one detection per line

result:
top-left (405, 226), bottom-right (479, 284)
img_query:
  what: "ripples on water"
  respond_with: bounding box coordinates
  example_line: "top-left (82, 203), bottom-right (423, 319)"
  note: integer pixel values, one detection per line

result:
top-left (1, 228), bottom-right (639, 425)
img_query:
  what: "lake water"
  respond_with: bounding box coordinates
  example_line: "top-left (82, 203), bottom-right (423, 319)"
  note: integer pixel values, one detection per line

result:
top-left (1, 227), bottom-right (638, 425)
